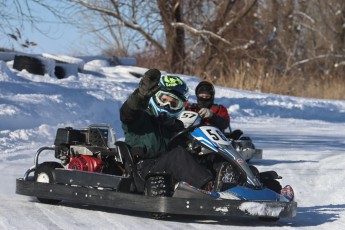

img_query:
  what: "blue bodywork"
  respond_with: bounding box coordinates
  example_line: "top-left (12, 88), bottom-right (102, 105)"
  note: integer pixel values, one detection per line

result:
top-left (224, 186), bottom-right (289, 201)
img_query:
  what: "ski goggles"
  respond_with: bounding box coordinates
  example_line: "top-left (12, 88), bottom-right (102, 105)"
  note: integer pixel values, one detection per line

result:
top-left (154, 90), bottom-right (185, 111)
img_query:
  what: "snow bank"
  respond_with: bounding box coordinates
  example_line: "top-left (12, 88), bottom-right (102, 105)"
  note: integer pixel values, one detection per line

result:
top-left (42, 53), bottom-right (85, 71)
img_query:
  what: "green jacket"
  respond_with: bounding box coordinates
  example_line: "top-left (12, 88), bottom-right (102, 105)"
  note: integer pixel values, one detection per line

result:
top-left (120, 90), bottom-right (182, 159)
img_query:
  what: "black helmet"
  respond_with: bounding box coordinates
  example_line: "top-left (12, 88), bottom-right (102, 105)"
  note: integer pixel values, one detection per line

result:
top-left (195, 81), bottom-right (215, 108)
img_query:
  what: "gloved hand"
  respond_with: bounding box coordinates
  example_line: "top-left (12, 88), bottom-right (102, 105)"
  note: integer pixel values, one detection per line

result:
top-left (138, 68), bottom-right (162, 98)
top-left (199, 108), bottom-right (213, 119)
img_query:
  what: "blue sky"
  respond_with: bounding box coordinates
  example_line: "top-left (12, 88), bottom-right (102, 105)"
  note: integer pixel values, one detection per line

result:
top-left (3, 2), bottom-right (98, 55)
top-left (3, 1), bottom-right (153, 57)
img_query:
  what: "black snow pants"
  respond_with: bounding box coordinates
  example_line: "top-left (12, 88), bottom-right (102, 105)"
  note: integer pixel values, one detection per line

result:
top-left (139, 146), bottom-right (213, 189)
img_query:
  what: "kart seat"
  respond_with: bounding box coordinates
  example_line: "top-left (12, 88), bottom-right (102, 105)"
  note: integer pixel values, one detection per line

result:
top-left (115, 141), bottom-right (145, 192)
top-left (115, 141), bottom-right (173, 196)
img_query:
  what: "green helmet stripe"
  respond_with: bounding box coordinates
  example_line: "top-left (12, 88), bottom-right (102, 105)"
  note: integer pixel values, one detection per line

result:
top-left (163, 75), bottom-right (183, 87)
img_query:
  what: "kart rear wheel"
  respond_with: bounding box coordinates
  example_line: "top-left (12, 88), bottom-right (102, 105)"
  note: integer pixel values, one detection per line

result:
top-left (34, 162), bottom-right (63, 204)
top-left (13, 55), bottom-right (45, 75)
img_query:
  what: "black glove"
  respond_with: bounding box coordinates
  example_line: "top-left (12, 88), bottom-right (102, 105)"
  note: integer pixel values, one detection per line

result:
top-left (185, 103), bottom-right (199, 111)
top-left (126, 68), bottom-right (161, 110)
top-left (138, 69), bottom-right (161, 98)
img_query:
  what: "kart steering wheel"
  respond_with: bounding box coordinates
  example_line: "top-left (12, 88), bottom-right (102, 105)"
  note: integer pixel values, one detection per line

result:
top-left (168, 124), bottom-right (199, 150)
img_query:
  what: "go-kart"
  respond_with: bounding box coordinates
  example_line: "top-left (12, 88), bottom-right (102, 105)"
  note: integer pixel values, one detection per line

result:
top-left (16, 116), bottom-right (296, 220)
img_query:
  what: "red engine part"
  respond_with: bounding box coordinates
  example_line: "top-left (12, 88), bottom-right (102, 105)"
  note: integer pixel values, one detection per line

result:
top-left (68, 155), bottom-right (103, 173)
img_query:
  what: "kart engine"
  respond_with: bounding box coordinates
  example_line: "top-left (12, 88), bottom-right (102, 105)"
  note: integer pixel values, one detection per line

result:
top-left (53, 125), bottom-right (121, 174)
top-left (68, 155), bottom-right (103, 172)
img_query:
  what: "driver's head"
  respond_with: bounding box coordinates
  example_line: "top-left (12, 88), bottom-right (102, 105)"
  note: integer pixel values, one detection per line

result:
top-left (149, 75), bottom-right (189, 125)
top-left (195, 81), bottom-right (215, 108)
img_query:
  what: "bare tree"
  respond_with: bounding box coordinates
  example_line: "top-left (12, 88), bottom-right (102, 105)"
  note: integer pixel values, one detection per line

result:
top-left (157, 0), bottom-right (185, 73)
top-left (58, 1), bottom-right (166, 64)
top-left (257, 0), bottom-right (345, 75)
top-left (178, 0), bottom-right (258, 79)
top-left (55, 0), bottom-right (260, 74)
top-left (3, 0), bottom-right (344, 98)
top-left (0, 0), bottom-right (74, 51)
top-left (60, 0), bottom-right (190, 73)
top-left (1, 0), bottom-right (38, 50)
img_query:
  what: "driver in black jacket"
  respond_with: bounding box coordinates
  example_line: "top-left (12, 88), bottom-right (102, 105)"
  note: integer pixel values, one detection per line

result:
top-left (120, 69), bottom-right (213, 191)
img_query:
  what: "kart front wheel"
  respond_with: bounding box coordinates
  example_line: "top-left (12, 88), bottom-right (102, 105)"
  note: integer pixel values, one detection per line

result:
top-left (33, 162), bottom-right (63, 204)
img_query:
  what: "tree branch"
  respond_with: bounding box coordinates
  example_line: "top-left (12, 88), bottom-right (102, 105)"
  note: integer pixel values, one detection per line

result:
top-left (171, 22), bottom-right (232, 45)
top-left (71, 0), bottom-right (165, 53)
top-left (288, 54), bottom-right (345, 70)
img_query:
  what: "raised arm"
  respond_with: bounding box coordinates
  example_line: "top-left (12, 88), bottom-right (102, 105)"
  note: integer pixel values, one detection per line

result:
top-left (120, 69), bottom-right (161, 123)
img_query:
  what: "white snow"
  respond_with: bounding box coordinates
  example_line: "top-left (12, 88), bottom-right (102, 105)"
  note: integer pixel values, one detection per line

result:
top-left (239, 202), bottom-right (284, 217)
top-left (1, 56), bottom-right (345, 229)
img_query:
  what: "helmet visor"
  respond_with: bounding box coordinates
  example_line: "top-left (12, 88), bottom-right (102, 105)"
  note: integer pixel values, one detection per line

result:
top-left (154, 90), bottom-right (185, 111)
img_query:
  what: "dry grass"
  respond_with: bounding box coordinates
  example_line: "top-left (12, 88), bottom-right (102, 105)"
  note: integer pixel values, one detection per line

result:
top-left (201, 61), bottom-right (345, 100)
top-left (136, 50), bottom-right (344, 100)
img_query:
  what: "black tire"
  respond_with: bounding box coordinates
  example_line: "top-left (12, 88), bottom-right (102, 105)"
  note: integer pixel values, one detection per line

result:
top-left (54, 66), bottom-right (65, 79)
top-left (13, 55), bottom-right (45, 75)
top-left (33, 162), bottom-right (63, 204)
